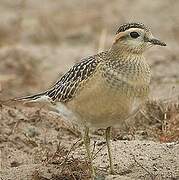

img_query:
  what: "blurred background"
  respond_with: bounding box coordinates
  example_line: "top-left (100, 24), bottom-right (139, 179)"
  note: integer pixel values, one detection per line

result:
top-left (1, 1), bottom-right (179, 179)
top-left (0, 0), bottom-right (179, 101)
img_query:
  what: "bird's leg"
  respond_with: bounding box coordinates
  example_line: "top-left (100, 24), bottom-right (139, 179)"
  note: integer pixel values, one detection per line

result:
top-left (106, 126), bottom-right (115, 174)
top-left (84, 126), bottom-right (95, 178)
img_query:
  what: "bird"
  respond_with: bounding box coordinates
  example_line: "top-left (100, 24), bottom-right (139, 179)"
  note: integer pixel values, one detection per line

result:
top-left (15, 22), bottom-right (166, 179)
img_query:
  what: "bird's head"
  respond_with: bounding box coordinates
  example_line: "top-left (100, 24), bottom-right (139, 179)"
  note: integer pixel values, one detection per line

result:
top-left (112, 23), bottom-right (166, 54)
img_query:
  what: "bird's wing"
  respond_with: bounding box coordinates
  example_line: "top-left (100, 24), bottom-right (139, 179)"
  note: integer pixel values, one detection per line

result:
top-left (15, 55), bottom-right (102, 103)
top-left (46, 55), bottom-right (101, 102)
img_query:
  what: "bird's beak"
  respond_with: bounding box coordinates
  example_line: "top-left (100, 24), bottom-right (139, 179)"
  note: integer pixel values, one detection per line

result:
top-left (144, 37), bottom-right (166, 46)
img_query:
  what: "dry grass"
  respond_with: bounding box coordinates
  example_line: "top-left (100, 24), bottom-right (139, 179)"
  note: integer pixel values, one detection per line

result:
top-left (132, 100), bottom-right (179, 142)
top-left (33, 142), bottom-right (90, 180)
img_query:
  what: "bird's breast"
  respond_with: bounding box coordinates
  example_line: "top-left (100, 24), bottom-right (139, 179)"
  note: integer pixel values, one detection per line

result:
top-left (101, 59), bottom-right (151, 98)
top-left (66, 68), bottom-right (148, 128)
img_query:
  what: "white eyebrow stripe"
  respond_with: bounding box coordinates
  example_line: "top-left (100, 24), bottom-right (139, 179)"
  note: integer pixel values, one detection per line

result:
top-left (125, 28), bottom-right (144, 32)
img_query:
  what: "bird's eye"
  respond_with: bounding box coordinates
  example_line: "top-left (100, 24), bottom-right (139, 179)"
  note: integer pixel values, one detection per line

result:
top-left (130, 31), bottom-right (140, 39)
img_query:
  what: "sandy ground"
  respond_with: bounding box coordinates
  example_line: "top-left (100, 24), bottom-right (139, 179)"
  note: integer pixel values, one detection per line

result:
top-left (0, 0), bottom-right (179, 179)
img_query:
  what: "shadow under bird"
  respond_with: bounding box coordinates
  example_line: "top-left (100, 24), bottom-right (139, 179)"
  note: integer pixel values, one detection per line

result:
top-left (15, 22), bottom-right (166, 179)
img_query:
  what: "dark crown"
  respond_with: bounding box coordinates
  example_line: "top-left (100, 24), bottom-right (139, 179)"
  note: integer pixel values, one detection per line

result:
top-left (116, 23), bottom-right (150, 34)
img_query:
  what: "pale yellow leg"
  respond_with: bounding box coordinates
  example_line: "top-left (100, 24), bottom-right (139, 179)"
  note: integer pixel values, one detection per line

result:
top-left (106, 126), bottom-right (115, 174)
top-left (84, 126), bottom-right (95, 179)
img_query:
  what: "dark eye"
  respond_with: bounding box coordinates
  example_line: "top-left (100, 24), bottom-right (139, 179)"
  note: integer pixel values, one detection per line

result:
top-left (130, 31), bottom-right (140, 39)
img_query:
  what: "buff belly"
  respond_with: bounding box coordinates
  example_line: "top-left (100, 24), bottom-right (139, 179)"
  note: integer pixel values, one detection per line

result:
top-left (65, 75), bottom-right (140, 129)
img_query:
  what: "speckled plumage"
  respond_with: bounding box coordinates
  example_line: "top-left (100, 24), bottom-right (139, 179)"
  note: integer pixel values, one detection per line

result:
top-left (64, 51), bottom-right (151, 128)
top-left (16, 23), bottom-right (166, 177)
top-left (46, 55), bottom-right (101, 102)
top-left (116, 22), bottom-right (150, 34)
top-left (18, 48), bottom-right (151, 127)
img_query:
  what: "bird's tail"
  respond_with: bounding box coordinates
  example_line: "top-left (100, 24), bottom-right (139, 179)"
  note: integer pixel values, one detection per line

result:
top-left (14, 91), bottom-right (49, 103)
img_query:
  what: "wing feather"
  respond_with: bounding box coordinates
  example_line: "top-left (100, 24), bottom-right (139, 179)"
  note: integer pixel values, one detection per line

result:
top-left (46, 56), bottom-right (100, 102)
